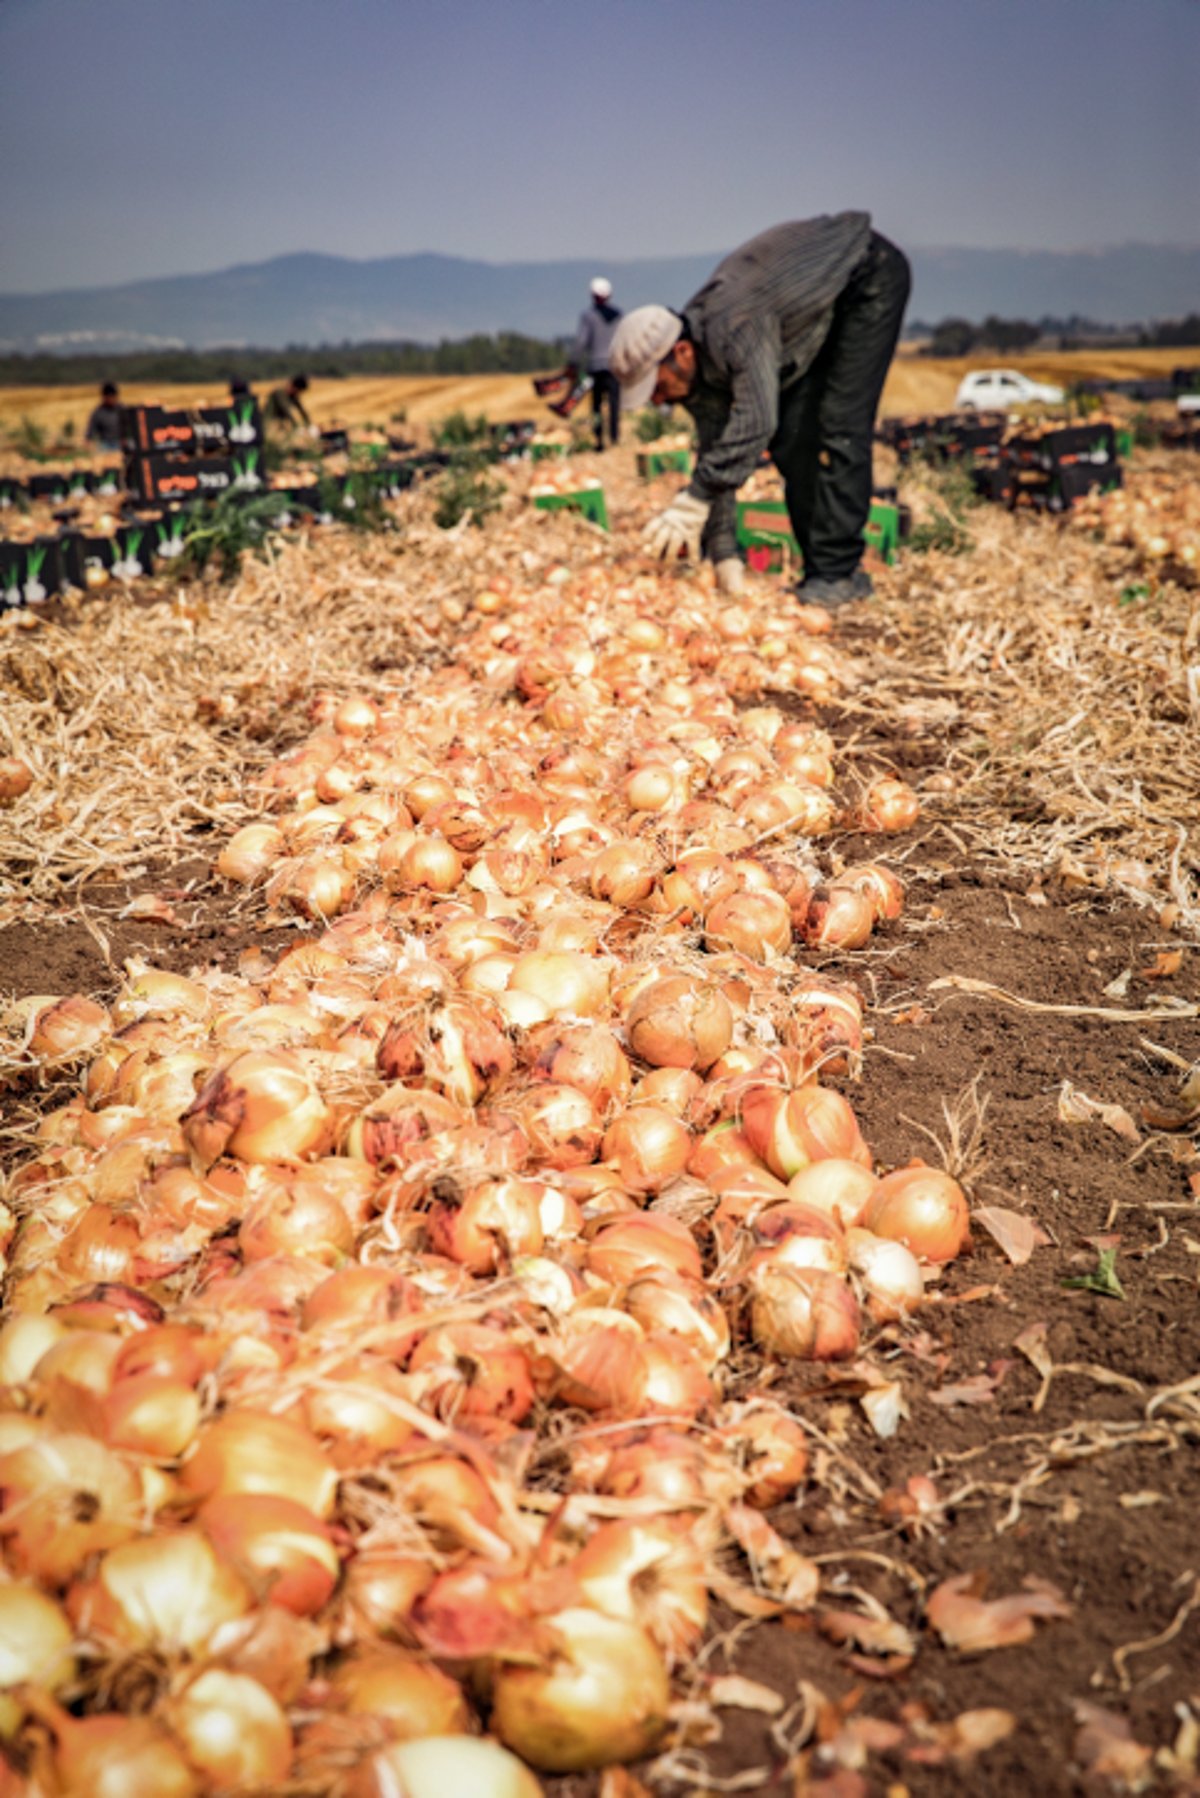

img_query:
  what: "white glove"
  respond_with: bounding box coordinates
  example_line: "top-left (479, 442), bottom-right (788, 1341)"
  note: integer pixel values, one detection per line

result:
top-left (715, 556), bottom-right (745, 595)
top-left (643, 490), bottom-right (711, 561)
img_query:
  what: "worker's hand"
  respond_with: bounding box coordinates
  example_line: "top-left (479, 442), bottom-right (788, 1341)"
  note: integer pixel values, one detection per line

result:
top-left (715, 556), bottom-right (745, 596)
top-left (642, 491), bottom-right (711, 561)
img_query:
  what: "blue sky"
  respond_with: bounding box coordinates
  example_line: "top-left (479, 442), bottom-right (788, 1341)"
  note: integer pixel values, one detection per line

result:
top-left (0, 0), bottom-right (1196, 294)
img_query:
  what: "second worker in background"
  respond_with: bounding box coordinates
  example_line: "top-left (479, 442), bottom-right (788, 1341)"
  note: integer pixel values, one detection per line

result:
top-left (568, 277), bottom-right (624, 451)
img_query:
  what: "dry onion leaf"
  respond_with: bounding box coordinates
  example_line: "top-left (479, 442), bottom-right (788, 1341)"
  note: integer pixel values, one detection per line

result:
top-left (1072, 1703), bottom-right (1154, 1786)
top-left (1056, 1080), bottom-right (1141, 1143)
top-left (926, 1571), bottom-right (1071, 1653)
top-left (707, 1674), bottom-right (785, 1714)
top-left (972, 1206), bottom-right (1047, 1266)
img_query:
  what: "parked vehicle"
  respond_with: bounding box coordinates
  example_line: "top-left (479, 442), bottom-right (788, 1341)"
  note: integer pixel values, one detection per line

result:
top-left (955, 369), bottom-right (1065, 411)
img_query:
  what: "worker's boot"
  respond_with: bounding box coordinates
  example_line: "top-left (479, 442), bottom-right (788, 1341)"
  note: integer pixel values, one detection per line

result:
top-left (796, 570), bottom-right (874, 610)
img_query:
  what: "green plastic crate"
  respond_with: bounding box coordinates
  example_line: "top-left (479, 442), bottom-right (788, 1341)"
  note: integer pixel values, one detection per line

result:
top-left (735, 497), bottom-right (899, 571)
top-left (532, 487), bottom-right (609, 530)
top-left (637, 448), bottom-right (693, 478)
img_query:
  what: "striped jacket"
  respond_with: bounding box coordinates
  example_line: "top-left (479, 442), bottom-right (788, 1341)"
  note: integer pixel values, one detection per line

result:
top-left (680, 211), bottom-right (873, 560)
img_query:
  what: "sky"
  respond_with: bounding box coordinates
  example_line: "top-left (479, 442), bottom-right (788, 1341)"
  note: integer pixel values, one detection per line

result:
top-left (0, 0), bottom-right (1197, 295)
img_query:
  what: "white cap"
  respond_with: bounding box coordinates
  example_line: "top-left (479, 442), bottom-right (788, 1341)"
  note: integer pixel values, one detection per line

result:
top-left (610, 305), bottom-right (682, 411)
top-left (590, 276), bottom-right (613, 300)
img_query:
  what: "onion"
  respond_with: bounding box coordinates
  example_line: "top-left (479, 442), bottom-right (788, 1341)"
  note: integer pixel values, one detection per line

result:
top-left (717, 1405), bottom-right (809, 1507)
top-left (661, 850), bottom-right (739, 920)
top-left (395, 832), bottom-right (464, 893)
top-left (68, 1528), bottom-right (250, 1654)
top-left (509, 950), bottom-right (610, 1018)
top-left (602, 1104), bottom-right (691, 1194)
top-left (510, 1083), bottom-right (602, 1170)
top-left (0, 1432), bottom-right (141, 1584)
top-left (340, 1551), bottom-right (435, 1641)
top-left (749, 1264), bottom-right (861, 1359)
top-left (861, 1163), bottom-right (969, 1263)
top-left (239, 1172), bottom-right (356, 1265)
top-left (863, 776), bottom-right (920, 832)
top-left (847, 1228), bottom-right (925, 1319)
top-left (182, 1050), bottom-right (335, 1168)
top-left (803, 884), bottom-right (876, 949)
top-left (585, 1213), bottom-right (702, 1285)
top-left (634, 1066), bottom-right (703, 1116)
top-left (786, 1158), bottom-right (879, 1227)
top-left (623, 1274), bottom-right (730, 1367)
top-left (410, 1324), bottom-right (535, 1423)
top-left (345, 1737), bottom-right (543, 1798)
top-left (0, 1312), bottom-right (68, 1385)
top-left (741, 1082), bottom-right (871, 1180)
top-left (832, 861), bottom-right (905, 922)
top-left (527, 1021), bottom-right (632, 1111)
top-left (200, 1493), bottom-right (340, 1614)
top-left (704, 889), bottom-right (793, 960)
top-left (570, 1516), bottom-right (707, 1660)
top-left (491, 1607), bottom-right (669, 1772)
top-left (589, 841), bottom-right (658, 906)
top-left (332, 1650), bottom-right (470, 1736)
top-left (102, 1374), bottom-right (202, 1458)
top-left (182, 1409), bottom-right (339, 1518)
top-left (0, 1583), bottom-right (75, 1738)
top-left (167, 1670), bottom-right (292, 1791)
top-left (32, 1708), bottom-right (201, 1798)
top-left (299, 1356), bottom-right (418, 1466)
top-left (625, 975), bottom-right (732, 1072)
top-left (0, 756), bottom-right (33, 803)
top-left (26, 995), bottom-right (111, 1063)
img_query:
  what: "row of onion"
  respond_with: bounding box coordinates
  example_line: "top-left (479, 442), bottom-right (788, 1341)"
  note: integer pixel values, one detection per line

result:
top-left (0, 547), bottom-right (967, 1792)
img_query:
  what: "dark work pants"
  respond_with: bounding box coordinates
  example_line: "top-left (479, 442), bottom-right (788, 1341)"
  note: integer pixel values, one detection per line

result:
top-left (590, 369), bottom-right (620, 449)
top-left (769, 232), bottom-right (911, 580)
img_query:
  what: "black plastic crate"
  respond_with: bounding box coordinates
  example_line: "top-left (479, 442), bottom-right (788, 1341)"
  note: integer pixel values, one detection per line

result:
top-left (1048, 463), bottom-right (1123, 511)
top-left (125, 454), bottom-right (238, 503)
top-left (0, 535), bottom-right (65, 605)
top-left (60, 531), bottom-right (115, 589)
top-left (1008, 421), bottom-right (1117, 473)
top-left (969, 461), bottom-right (1016, 506)
top-left (0, 478), bottom-right (26, 509)
top-left (122, 402), bottom-right (264, 456)
top-left (28, 471), bottom-right (76, 502)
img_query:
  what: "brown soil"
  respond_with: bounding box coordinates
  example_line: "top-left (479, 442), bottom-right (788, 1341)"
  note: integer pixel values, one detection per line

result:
top-left (4, 841), bottom-right (1197, 1796)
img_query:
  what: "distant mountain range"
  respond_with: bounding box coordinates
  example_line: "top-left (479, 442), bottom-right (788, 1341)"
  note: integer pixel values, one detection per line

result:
top-left (1, 243), bottom-right (1196, 354)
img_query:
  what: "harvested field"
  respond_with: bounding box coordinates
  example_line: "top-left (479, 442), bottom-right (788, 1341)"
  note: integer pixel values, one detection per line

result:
top-left (0, 345), bottom-right (1190, 442)
top-left (1, 435), bottom-right (1199, 1796)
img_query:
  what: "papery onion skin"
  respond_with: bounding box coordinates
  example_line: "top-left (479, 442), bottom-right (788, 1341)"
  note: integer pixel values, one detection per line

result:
top-left (491, 1607), bottom-right (670, 1772)
top-left (861, 1163), bottom-right (970, 1263)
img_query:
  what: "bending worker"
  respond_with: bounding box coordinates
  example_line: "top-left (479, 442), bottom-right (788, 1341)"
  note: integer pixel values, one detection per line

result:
top-left (264, 373), bottom-right (314, 434)
top-left (568, 276), bottom-right (624, 450)
top-left (609, 212), bottom-right (910, 607)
